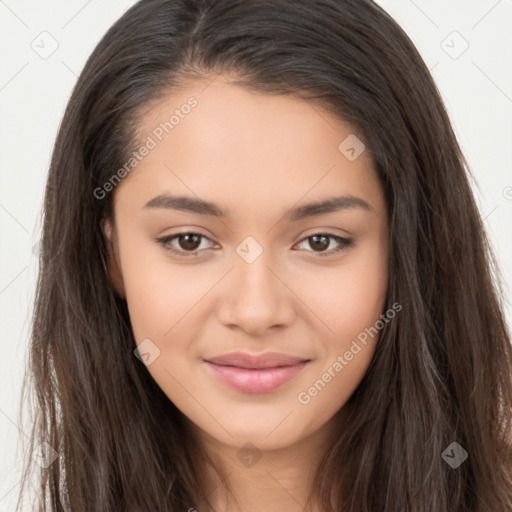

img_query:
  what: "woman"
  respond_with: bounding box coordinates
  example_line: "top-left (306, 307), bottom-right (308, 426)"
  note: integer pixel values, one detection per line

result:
top-left (18, 0), bottom-right (512, 510)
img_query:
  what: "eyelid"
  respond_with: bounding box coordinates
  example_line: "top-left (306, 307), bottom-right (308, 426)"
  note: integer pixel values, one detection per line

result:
top-left (154, 231), bottom-right (217, 258)
top-left (293, 233), bottom-right (354, 258)
top-left (155, 229), bottom-right (355, 259)
top-left (301, 226), bottom-right (354, 239)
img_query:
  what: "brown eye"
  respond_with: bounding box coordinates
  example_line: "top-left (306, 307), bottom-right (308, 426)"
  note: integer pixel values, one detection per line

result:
top-left (295, 233), bottom-right (354, 256)
top-left (176, 233), bottom-right (202, 251)
top-left (156, 232), bottom-right (214, 257)
top-left (308, 234), bottom-right (330, 251)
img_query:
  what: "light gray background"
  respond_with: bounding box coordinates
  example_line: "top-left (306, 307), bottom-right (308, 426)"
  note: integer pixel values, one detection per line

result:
top-left (1, 1), bottom-right (511, 509)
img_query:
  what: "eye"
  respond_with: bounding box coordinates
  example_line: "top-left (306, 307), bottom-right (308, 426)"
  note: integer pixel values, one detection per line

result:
top-left (294, 233), bottom-right (354, 256)
top-left (155, 231), bottom-right (354, 258)
top-left (155, 232), bottom-right (215, 258)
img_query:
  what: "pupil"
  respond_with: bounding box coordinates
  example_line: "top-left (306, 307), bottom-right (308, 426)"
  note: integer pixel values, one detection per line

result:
top-left (180, 234), bottom-right (200, 250)
top-left (310, 235), bottom-right (328, 251)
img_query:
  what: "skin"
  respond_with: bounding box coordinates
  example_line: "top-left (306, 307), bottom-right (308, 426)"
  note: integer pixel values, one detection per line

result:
top-left (103, 75), bottom-right (389, 512)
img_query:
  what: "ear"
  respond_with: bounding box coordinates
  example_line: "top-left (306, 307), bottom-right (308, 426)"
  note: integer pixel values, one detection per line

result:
top-left (101, 218), bottom-right (126, 298)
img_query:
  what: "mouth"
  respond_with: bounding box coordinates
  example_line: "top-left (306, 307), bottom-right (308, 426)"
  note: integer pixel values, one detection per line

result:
top-left (203, 360), bottom-right (310, 393)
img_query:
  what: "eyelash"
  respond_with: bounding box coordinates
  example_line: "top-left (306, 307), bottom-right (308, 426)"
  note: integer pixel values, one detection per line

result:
top-left (155, 231), bottom-right (354, 258)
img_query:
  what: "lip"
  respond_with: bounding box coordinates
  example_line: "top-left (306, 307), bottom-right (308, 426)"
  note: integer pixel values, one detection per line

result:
top-left (204, 351), bottom-right (309, 369)
top-left (203, 352), bottom-right (310, 393)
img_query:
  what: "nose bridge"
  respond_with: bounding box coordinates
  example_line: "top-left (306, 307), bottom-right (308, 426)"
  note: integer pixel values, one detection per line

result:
top-left (234, 242), bottom-right (281, 306)
top-left (217, 241), bottom-right (294, 333)
top-left (237, 248), bottom-right (275, 294)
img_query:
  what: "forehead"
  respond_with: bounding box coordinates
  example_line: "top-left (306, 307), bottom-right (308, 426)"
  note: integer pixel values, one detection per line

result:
top-left (113, 76), bottom-right (383, 218)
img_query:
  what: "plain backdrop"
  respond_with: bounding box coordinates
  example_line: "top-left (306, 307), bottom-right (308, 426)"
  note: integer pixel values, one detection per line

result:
top-left (1, 0), bottom-right (511, 509)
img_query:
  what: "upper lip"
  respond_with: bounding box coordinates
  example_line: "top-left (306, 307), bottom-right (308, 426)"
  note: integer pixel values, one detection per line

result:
top-left (204, 351), bottom-right (310, 369)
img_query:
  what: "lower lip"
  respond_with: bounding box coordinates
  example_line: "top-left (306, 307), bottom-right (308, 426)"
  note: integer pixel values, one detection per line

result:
top-left (204, 361), bottom-right (309, 393)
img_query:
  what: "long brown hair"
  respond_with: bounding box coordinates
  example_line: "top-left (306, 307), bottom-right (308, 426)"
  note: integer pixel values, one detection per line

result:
top-left (17, 0), bottom-right (512, 510)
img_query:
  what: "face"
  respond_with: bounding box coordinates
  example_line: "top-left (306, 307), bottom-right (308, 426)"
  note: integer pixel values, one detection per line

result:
top-left (103, 76), bottom-right (389, 451)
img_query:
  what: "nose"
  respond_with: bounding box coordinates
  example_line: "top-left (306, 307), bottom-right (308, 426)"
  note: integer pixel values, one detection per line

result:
top-left (216, 254), bottom-right (295, 336)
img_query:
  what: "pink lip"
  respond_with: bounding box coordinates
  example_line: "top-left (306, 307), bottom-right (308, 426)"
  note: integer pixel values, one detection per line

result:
top-left (204, 351), bottom-right (309, 369)
top-left (203, 352), bottom-right (310, 393)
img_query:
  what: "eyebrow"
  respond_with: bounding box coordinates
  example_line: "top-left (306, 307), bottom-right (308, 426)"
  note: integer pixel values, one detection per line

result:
top-left (143, 193), bottom-right (373, 221)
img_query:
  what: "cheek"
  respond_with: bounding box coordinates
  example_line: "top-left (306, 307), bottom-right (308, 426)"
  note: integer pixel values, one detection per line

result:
top-left (299, 235), bottom-right (388, 345)
top-left (118, 235), bottom-right (211, 344)
top-left (300, 236), bottom-right (388, 380)
top-left (295, 249), bottom-right (388, 419)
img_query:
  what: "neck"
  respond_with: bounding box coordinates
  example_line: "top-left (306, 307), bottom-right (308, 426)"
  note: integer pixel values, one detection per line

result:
top-left (184, 407), bottom-right (348, 512)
